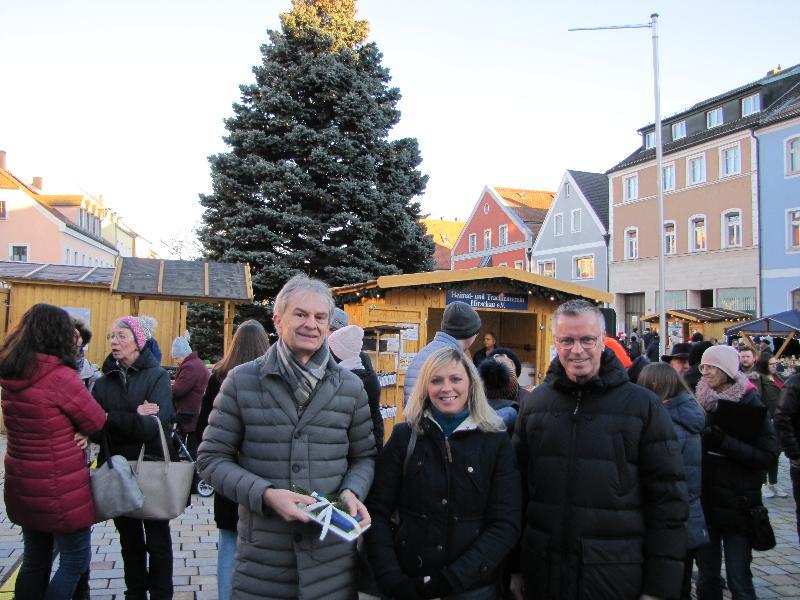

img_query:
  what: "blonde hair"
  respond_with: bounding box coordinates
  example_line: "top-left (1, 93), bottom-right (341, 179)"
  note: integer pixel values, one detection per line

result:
top-left (405, 346), bottom-right (504, 434)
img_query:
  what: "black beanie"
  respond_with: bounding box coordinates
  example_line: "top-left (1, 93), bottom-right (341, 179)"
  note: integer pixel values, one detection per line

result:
top-left (478, 358), bottom-right (514, 400)
top-left (441, 301), bottom-right (481, 339)
top-left (488, 347), bottom-right (522, 377)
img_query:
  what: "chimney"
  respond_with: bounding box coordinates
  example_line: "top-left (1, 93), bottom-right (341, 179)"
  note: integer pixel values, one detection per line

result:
top-left (0, 150), bottom-right (6, 169)
top-left (32, 177), bottom-right (43, 190)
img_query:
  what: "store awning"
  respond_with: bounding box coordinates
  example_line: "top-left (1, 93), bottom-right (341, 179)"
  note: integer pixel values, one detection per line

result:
top-left (724, 309), bottom-right (800, 336)
top-left (642, 307), bottom-right (753, 323)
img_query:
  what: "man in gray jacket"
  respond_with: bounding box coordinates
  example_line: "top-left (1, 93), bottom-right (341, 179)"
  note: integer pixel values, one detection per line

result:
top-left (198, 274), bottom-right (376, 600)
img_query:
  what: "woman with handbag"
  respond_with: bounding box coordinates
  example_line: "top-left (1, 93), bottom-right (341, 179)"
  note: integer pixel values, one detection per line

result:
top-left (694, 345), bottom-right (778, 600)
top-left (0, 303), bottom-right (107, 599)
top-left (195, 319), bottom-right (270, 600)
top-left (91, 316), bottom-right (176, 600)
top-left (365, 346), bottom-right (521, 599)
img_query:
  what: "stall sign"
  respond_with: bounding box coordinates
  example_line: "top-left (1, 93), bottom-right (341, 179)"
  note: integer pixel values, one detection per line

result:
top-left (446, 290), bottom-right (528, 311)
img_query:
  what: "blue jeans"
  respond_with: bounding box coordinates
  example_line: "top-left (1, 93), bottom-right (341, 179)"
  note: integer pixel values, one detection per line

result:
top-left (217, 528), bottom-right (237, 600)
top-left (446, 583), bottom-right (497, 599)
top-left (695, 530), bottom-right (755, 600)
top-left (16, 527), bottom-right (91, 600)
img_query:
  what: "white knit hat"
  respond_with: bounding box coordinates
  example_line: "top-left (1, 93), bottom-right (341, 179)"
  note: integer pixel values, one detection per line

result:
top-left (700, 344), bottom-right (739, 380)
top-left (328, 325), bottom-right (364, 362)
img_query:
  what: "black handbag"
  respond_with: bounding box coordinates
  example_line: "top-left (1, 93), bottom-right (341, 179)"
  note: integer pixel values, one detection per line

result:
top-left (745, 503), bottom-right (776, 551)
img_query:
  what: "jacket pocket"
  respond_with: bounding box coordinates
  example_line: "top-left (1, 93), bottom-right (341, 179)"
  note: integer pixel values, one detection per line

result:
top-left (579, 537), bottom-right (643, 600)
top-left (613, 434), bottom-right (631, 492)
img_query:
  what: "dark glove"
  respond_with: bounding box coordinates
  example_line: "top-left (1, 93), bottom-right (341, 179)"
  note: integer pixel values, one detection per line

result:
top-left (702, 425), bottom-right (725, 450)
top-left (390, 577), bottom-right (425, 600)
top-left (416, 572), bottom-right (454, 599)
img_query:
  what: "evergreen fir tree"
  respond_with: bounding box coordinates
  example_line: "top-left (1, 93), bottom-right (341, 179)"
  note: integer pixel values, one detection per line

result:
top-left (198, 0), bottom-right (434, 304)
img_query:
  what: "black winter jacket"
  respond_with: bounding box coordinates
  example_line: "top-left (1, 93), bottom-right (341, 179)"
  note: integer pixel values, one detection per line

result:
top-left (512, 349), bottom-right (688, 600)
top-left (775, 374), bottom-right (800, 460)
top-left (700, 385), bottom-right (778, 534)
top-left (365, 419), bottom-right (521, 596)
top-left (92, 348), bottom-right (176, 463)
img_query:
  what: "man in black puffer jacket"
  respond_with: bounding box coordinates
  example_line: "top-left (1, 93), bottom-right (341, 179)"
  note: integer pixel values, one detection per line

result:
top-left (774, 373), bottom-right (800, 542)
top-left (511, 300), bottom-right (688, 600)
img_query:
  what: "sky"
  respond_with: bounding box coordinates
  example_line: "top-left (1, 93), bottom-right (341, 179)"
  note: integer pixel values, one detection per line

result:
top-left (0, 0), bottom-right (798, 255)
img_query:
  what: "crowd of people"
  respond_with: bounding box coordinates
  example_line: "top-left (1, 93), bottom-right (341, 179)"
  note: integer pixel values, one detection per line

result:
top-left (2, 278), bottom-right (800, 600)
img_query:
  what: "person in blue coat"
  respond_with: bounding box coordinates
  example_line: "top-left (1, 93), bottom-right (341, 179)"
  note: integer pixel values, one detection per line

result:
top-left (638, 362), bottom-right (709, 600)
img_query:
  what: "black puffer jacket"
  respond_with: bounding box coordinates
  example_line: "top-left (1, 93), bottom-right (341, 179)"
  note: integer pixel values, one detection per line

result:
top-left (512, 349), bottom-right (688, 600)
top-left (92, 348), bottom-right (176, 463)
top-left (699, 381), bottom-right (778, 534)
top-left (775, 374), bottom-right (800, 459)
top-left (365, 419), bottom-right (521, 596)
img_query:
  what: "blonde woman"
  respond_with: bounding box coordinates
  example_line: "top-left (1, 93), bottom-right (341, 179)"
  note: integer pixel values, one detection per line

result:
top-left (365, 346), bottom-right (521, 600)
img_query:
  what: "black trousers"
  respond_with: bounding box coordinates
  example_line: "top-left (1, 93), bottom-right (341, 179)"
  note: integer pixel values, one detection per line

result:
top-left (791, 464), bottom-right (800, 543)
top-left (113, 516), bottom-right (173, 600)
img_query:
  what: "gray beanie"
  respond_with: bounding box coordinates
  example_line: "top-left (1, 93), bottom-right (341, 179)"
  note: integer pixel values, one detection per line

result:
top-left (330, 308), bottom-right (349, 331)
top-left (441, 301), bottom-right (481, 339)
top-left (171, 336), bottom-right (192, 359)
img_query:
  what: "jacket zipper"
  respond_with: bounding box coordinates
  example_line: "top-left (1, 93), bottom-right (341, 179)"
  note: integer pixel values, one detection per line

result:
top-left (444, 437), bottom-right (453, 463)
top-left (561, 390), bottom-right (582, 594)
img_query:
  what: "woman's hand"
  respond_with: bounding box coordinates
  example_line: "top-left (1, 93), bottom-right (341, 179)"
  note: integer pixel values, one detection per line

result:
top-left (73, 432), bottom-right (89, 450)
top-left (509, 573), bottom-right (525, 600)
top-left (136, 400), bottom-right (160, 416)
top-left (340, 488), bottom-right (371, 528)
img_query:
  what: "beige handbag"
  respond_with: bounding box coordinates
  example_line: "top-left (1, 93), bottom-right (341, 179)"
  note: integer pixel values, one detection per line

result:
top-left (124, 416), bottom-right (195, 520)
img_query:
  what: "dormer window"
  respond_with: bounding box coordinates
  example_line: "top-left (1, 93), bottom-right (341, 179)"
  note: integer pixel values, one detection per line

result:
top-left (645, 132), bottom-right (656, 149)
top-left (742, 93), bottom-right (761, 117)
top-left (672, 121), bottom-right (686, 141)
top-left (707, 107), bottom-right (723, 129)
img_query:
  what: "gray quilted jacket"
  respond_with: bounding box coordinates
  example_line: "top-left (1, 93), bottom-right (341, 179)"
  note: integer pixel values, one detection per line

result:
top-left (197, 344), bottom-right (376, 600)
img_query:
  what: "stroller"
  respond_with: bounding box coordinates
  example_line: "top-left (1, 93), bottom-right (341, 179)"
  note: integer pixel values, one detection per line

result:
top-left (171, 426), bottom-right (214, 497)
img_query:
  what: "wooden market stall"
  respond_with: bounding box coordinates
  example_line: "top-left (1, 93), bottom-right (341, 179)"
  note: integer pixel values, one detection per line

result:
top-left (331, 266), bottom-right (612, 439)
top-left (111, 257), bottom-right (253, 356)
top-left (725, 309), bottom-right (800, 358)
top-left (641, 307), bottom-right (753, 347)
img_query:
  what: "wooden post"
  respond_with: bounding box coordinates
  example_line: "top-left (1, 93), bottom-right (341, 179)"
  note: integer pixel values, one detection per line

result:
top-left (129, 296), bottom-right (140, 316)
top-left (741, 331), bottom-right (756, 351)
top-left (775, 331), bottom-right (796, 359)
top-left (223, 301), bottom-right (235, 355)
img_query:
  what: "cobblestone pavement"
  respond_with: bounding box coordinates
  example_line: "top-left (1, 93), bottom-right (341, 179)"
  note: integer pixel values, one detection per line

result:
top-left (2, 432), bottom-right (800, 599)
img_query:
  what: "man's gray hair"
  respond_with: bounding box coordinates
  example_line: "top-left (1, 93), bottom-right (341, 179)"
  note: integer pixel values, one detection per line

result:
top-left (551, 299), bottom-right (606, 335)
top-left (273, 273), bottom-right (335, 320)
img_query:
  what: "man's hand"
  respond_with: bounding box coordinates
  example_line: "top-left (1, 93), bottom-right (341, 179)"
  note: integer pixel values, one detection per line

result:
top-left (136, 400), bottom-right (159, 416)
top-left (262, 488), bottom-right (315, 522)
top-left (340, 488), bottom-right (371, 528)
top-left (509, 573), bottom-right (524, 600)
top-left (74, 432), bottom-right (89, 450)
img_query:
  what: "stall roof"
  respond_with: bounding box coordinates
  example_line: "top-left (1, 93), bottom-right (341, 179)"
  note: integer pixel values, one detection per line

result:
top-left (642, 308), bottom-right (753, 323)
top-left (0, 261), bottom-right (114, 286)
top-left (111, 257), bottom-right (253, 303)
top-left (330, 266), bottom-right (613, 304)
top-left (725, 310), bottom-right (800, 335)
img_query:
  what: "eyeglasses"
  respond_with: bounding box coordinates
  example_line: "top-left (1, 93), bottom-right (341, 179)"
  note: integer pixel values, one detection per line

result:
top-left (555, 336), bottom-right (599, 350)
top-left (106, 332), bottom-right (132, 342)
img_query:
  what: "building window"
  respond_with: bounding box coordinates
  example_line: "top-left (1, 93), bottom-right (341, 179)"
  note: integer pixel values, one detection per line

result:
top-left (742, 93), bottom-right (761, 117)
top-left (645, 132), bottom-right (656, 149)
top-left (10, 245), bottom-right (28, 262)
top-left (468, 233), bottom-right (477, 253)
top-left (0, 201), bottom-right (6, 220)
top-left (514, 260), bottom-right (523, 269)
top-left (664, 221), bottom-right (676, 255)
top-left (707, 107), bottom-right (723, 128)
top-left (623, 174), bottom-right (638, 201)
top-left (498, 224), bottom-right (508, 246)
top-left (717, 287), bottom-right (757, 314)
top-left (689, 215), bottom-right (707, 252)
top-left (499, 262), bottom-right (508, 267)
top-left (665, 290), bottom-right (687, 311)
top-left (573, 255), bottom-right (595, 280)
top-left (554, 213), bottom-right (564, 236)
top-left (789, 209), bottom-right (800, 250)
top-left (624, 227), bottom-right (639, 260)
top-left (65, 249), bottom-right (70, 264)
top-left (672, 121), bottom-right (686, 141)
top-left (571, 208), bottom-right (582, 233)
top-left (720, 144), bottom-right (741, 178)
top-left (722, 209), bottom-right (742, 248)
top-left (687, 154), bottom-right (706, 186)
top-left (787, 137), bottom-right (800, 176)
top-left (483, 229), bottom-right (491, 250)
top-left (662, 163), bottom-right (675, 191)
top-left (483, 203), bottom-right (489, 215)
top-left (565, 182), bottom-right (570, 197)
top-left (538, 260), bottom-right (556, 278)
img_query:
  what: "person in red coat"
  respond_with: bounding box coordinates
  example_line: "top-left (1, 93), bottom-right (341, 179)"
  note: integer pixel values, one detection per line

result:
top-left (0, 303), bottom-right (106, 600)
top-left (170, 337), bottom-right (209, 465)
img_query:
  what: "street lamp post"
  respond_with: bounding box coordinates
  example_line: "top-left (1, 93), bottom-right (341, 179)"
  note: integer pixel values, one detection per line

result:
top-left (569, 13), bottom-right (667, 357)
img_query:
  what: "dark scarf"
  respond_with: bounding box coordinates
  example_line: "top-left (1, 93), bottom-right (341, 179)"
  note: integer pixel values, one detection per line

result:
top-left (275, 338), bottom-right (330, 416)
top-left (430, 405), bottom-right (469, 438)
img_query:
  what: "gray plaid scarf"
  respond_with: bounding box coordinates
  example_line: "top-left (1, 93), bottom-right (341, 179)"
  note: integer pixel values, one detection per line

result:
top-left (275, 338), bottom-right (330, 416)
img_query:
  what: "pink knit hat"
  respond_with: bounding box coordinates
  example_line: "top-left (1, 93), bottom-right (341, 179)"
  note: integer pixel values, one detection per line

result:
top-left (328, 325), bottom-right (364, 362)
top-left (700, 345), bottom-right (740, 380)
top-left (116, 316), bottom-right (147, 350)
